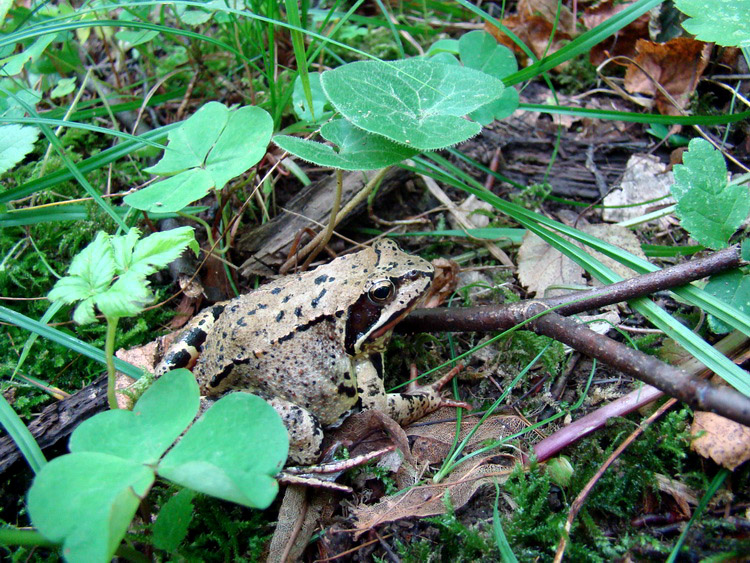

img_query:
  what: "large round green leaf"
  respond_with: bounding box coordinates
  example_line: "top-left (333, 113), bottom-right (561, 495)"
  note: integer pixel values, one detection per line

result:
top-left (158, 393), bottom-right (288, 509)
top-left (321, 59), bottom-right (505, 150)
top-left (274, 119), bottom-right (419, 170)
top-left (28, 452), bottom-right (154, 562)
top-left (70, 369), bottom-right (200, 464)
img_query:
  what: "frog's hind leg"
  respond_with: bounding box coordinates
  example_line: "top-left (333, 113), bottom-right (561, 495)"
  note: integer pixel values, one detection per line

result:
top-left (154, 304), bottom-right (226, 376)
top-left (267, 396), bottom-right (325, 466)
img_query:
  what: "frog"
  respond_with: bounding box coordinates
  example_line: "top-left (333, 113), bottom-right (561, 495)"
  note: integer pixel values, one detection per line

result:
top-left (154, 239), bottom-right (464, 465)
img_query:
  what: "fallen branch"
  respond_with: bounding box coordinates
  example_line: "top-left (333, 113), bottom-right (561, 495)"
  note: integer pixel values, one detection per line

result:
top-left (400, 245), bottom-right (750, 426)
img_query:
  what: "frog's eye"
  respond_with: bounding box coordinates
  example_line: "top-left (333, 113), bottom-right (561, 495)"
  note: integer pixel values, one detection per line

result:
top-left (368, 279), bottom-right (395, 304)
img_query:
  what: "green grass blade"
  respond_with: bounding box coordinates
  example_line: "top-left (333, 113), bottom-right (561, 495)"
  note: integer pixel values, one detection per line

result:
top-left (0, 123), bottom-right (179, 205)
top-left (520, 104), bottom-right (750, 125)
top-left (0, 116), bottom-right (165, 148)
top-left (0, 392), bottom-right (46, 474)
top-left (0, 306), bottom-right (144, 380)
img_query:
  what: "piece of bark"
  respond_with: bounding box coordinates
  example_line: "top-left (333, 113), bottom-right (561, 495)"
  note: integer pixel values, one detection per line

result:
top-left (0, 375), bottom-right (108, 473)
top-left (238, 167), bottom-right (406, 275)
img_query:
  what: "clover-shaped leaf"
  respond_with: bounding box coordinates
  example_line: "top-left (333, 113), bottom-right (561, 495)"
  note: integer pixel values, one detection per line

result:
top-left (124, 102), bottom-right (272, 213)
top-left (274, 119), bottom-right (419, 170)
top-left (159, 393), bottom-right (288, 509)
top-left (321, 58), bottom-right (505, 150)
top-left (675, 0), bottom-right (750, 48)
top-left (70, 369), bottom-right (200, 464)
top-left (29, 452), bottom-right (154, 563)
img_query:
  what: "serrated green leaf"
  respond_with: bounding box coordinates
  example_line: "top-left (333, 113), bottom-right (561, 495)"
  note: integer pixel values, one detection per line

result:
top-left (675, 0), bottom-right (750, 48)
top-left (705, 270), bottom-right (750, 334)
top-left (158, 393), bottom-right (288, 509)
top-left (0, 124), bottom-right (40, 175)
top-left (0, 34), bottom-right (56, 76)
top-left (274, 119), bottom-right (419, 170)
top-left (671, 139), bottom-right (750, 249)
top-left (110, 228), bottom-right (141, 276)
top-left (49, 232), bottom-right (115, 323)
top-left (28, 452), bottom-right (154, 562)
top-left (321, 59), bottom-right (504, 150)
top-left (152, 489), bottom-right (195, 552)
top-left (70, 370), bottom-right (199, 464)
top-left (292, 72), bottom-right (329, 122)
top-left (129, 226), bottom-right (198, 277)
top-left (95, 273), bottom-right (152, 319)
top-left (124, 168), bottom-right (214, 213)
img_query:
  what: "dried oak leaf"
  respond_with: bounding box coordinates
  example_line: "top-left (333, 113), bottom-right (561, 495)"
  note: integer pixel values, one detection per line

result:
top-left (583, 0), bottom-right (649, 66)
top-left (691, 411), bottom-right (750, 471)
top-left (624, 38), bottom-right (711, 115)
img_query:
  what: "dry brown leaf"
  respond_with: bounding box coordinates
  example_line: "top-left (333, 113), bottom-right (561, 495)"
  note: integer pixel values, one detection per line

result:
top-left (624, 38), bottom-right (711, 115)
top-left (581, 223), bottom-right (647, 281)
top-left (691, 411), bottom-right (750, 471)
top-left (267, 487), bottom-right (333, 563)
top-left (583, 0), bottom-right (649, 66)
top-left (350, 456), bottom-right (516, 538)
top-left (602, 154), bottom-right (675, 223)
top-left (517, 231), bottom-right (586, 297)
top-left (518, 0), bottom-right (575, 34)
top-left (406, 408), bottom-right (526, 464)
top-left (485, 13), bottom-right (572, 70)
top-left (654, 473), bottom-right (698, 518)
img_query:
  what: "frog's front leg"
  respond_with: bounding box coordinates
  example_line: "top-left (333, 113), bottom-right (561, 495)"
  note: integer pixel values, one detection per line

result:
top-left (266, 396), bottom-right (325, 465)
top-left (355, 356), bottom-right (469, 426)
top-left (154, 304), bottom-right (226, 377)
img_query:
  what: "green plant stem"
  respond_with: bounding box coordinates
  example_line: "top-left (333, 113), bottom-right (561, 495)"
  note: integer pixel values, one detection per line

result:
top-left (302, 168), bottom-right (344, 269)
top-left (105, 316), bottom-right (119, 410)
top-left (0, 527), bottom-right (57, 548)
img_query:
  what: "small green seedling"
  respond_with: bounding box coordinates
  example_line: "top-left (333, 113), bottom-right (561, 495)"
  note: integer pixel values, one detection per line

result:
top-left (47, 227), bottom-right (199, 408)
top-left (27, 369), bottom-right (289, 562)
top-left (124, 102), bottom-right (273, 213)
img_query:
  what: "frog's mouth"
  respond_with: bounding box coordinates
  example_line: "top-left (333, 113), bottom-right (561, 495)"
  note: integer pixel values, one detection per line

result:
top-left (369, 309), bottom-right (411, 341)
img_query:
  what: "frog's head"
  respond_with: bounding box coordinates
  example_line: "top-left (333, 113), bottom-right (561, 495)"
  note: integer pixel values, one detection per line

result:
top-left (345, 239), bottom-right (434, 356)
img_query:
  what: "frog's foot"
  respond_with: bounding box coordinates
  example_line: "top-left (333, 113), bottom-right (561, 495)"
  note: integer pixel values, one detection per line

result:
top-left (277, 446), bottom-right (395, 493)
top-left (389, 364), bottom-right (471, 425)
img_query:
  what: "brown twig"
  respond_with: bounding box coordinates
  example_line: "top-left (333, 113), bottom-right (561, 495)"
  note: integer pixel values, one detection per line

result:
top-left (399, 245), bottom-right (750, 426)
top-left (553, 398), bottom-right (679, 562)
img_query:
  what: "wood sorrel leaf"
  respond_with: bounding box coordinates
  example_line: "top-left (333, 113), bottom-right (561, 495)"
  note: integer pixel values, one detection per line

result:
top-left (125, 102), bottom-right (272, 212)
top-left (158, 393), bottom-right (288, 509)
top-left (671, 138), bottom-right (750, 249)
top-left (274, 119), bottom-right (419, 170)
top-left (29, 452), bottom-right (154, 562)
top-left (70, 369), bottom-right (200, 464)
top-left (321, 59), bottom-right (505, 150)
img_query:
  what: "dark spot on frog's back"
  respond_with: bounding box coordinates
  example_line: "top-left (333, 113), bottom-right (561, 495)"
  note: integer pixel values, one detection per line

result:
top-left (310, 288), bottom-right (326, 308)
top-left (337, 381), bottom-right (357, 397)
top-left (271, 287), bottom-right (282, 295)
top-left (276, 310), bottom-right (284, 322)
top-left (314, 274), bottom-right (328, 285)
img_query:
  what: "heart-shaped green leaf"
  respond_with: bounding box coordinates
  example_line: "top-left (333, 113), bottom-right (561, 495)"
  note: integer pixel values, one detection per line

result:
top-left (125, 102), bottom-right (272, 212)
top-left (274, 119), bottom-right (419, 170)
top-left (70, 369), bottom-right (200, 464)
top-left (321, 59), bottom-right (505, 150)
top-left (28, 452), bottom-right (155, 562)
top-left (158, 393), bottom-right (288, 509)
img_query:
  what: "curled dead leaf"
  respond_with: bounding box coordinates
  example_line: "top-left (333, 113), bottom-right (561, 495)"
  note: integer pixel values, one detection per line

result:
top-left (624, 38), bottom-right (711, 115)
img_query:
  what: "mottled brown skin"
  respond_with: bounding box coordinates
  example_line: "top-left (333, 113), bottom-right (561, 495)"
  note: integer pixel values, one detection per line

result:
top-left (156, 240), bottom-right (453, 464)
